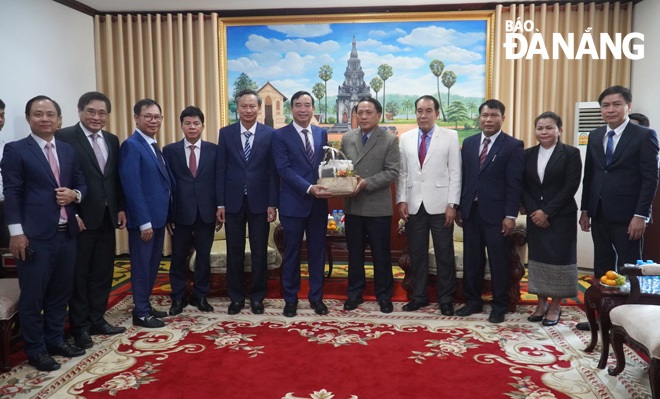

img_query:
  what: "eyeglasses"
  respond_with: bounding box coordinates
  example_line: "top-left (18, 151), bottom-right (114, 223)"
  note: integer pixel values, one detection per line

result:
top-left (83, 109), bottom-right (109, 118)
top-left (141, 114), bottom-right (163, 122)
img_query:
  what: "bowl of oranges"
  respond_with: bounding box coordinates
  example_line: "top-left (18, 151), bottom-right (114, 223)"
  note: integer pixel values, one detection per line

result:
top-left (600, 270), bottom-right (627, 288)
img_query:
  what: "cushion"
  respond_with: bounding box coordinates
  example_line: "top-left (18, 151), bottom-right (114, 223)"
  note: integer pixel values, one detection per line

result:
top-left (0, 279), bottom-right (20, 320)
top-left (429, 243), bottom-right (491, 279)
top-left (610, 304), bottom-right (660, 359)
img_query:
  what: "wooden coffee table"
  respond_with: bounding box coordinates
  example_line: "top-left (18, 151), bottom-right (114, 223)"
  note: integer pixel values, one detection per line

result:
top-left (583, 276), bottom-right (660, 369)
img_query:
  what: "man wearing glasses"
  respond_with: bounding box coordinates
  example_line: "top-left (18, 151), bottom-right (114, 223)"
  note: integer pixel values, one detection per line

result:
top-left (56, 92), bottom-right (127, 348)
top-left (119, 99), bottom-right (173, 328)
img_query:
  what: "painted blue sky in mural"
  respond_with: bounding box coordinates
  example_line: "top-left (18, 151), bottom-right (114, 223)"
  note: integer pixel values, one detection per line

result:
top-left (226, 19), bottom-right (487, 101)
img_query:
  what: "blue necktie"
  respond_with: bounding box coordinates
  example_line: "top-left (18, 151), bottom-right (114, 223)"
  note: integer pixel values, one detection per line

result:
top-left (605, 130), bottom-right (615, 166)
top-left (244, 132), bottom-right (252, 162)
top-left (302, 129), bottom-right (314, 163)
top-left (362, 134), bottom-right (368, 146)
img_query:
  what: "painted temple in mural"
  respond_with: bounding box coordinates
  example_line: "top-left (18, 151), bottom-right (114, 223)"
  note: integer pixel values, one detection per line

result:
top-left (334, 36), bottom-right (371, 133)
top-left (257, 82), bottom-right (288, 129)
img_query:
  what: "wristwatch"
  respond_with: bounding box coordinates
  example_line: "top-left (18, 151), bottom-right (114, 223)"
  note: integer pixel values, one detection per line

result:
top-left (448, 203), bottom-right (459, 209)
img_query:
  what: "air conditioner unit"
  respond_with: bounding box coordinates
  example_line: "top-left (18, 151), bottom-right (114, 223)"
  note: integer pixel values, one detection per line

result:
top-left (574, 102), bottom-right (604, 272)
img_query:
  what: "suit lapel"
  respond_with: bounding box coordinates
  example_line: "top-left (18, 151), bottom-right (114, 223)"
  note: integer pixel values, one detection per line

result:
top-left (592, 128), bottom-right (607, 167)
top-left (135, 131), bottom-right (170, 185)
top-left (480, 133), bottom-right (502, 173)
top-left (355, 127), bottom-right (380, 164)
top-left (27, 136), bottom-right (59, 186)
top-left (611, 124), bottom-right (634, 165)
top-left (543, 142), bottom-right (564, 183)
top-left (527, 145), bottom-right (541, 185)
top-left (198, 141), bottom-right (212, 176)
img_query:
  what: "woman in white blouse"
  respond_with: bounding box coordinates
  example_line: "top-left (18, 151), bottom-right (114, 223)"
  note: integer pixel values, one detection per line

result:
top-left (521, 112), bottom-right (582, 326)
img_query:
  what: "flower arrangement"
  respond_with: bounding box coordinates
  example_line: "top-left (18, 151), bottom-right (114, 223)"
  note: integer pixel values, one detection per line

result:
top-left (336, 168), bottom-right (356, 177)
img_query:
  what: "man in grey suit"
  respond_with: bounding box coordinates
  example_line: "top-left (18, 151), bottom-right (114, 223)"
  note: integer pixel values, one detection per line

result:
top-left (56, 92), bottom-right (127, 349)
top-left (340, 97), bottom-right (399, 313)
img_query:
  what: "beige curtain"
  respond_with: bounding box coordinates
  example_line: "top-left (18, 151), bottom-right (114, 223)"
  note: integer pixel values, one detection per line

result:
top-left (94, 13), bottom-right (222, 254)
top-left (493, 2), bottom-right (633, 146)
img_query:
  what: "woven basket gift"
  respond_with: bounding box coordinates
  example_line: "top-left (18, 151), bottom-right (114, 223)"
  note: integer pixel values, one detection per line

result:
top-left (317, 146), bottom-right (358, 197)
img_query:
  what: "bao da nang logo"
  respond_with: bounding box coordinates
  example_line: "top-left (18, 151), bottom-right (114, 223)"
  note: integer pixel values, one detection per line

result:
top-left (503, 18), bottom-right (644, 60)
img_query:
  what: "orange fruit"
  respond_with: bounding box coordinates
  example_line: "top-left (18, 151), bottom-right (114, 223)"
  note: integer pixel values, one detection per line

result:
top-left (605, 279), bottom-right (617, 286)
top-left (605, 270), bottom-right (618, 280)
top-left (600, 275), bottom-right (609, 284)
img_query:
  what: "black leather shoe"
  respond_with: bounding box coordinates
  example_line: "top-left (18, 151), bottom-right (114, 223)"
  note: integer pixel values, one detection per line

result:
top-left (542, 310), bottom-right (562, 326)
top-left (488, 311), bottom-right (506, 324)
top-left (90, 323), bottom-right (126, 336)
top-left (73, 332), bottom-right (93, 349)
top-left (150, 307), bottom-right (168, 318)
top-left (576, 321), bottom-right (591, 331)
top-left (169, 298), bottom-right (188, 316)
top-left (28, 352), bottom-right (61, 371)
top-left (343, 297), bottom-right (364, 311)
top-left (310, 301), bottom-right (329, 315)
top-left (439, 303), bottom-right (455, 316)
top-left (455, 304), bottom-right (484, 317)
top-left (402, 300), bottom-right (429, 312)
top-left (378, 300), bottom-right (393, 314)
top-left (47, 341), bottom-right (85, 357)
top-left (190, 296), bottom-right (214, 312)
top-left (132, 315), bottom-right (165, 328)
top-left (228, 300), bottom-right (245, 315)
top-left (250, 300), bottom-right (265, 314)
top-left (527, 314), bottom-right (544, 322)
top-left (283, 302), bottom-right (298, 317)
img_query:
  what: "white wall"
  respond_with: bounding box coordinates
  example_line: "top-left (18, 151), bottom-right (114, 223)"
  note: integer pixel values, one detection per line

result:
top-left (0, 0), bottom-right (96, 142)
top-left (632, 0), bottom-right (660, 121)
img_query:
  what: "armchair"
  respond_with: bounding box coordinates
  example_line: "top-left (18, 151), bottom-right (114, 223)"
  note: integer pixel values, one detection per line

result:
top-left (608, 264), bottom-right (660, 399)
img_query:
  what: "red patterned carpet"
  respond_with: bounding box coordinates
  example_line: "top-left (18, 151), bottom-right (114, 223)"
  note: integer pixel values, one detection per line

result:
top-left (0, 295), bottom-right (651, 398)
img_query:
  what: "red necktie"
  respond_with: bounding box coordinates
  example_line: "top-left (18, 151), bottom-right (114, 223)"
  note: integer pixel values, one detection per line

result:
top-left (479, 137), bottom-right (491, 169)
top-left (418, 132), bottom-right (429, 166)
top-left (189, 144), bottom-right (197, 177)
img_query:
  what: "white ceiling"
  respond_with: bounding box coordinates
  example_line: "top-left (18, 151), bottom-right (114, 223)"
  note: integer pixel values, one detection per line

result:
top-left (71, 0), bottom-right (510, 13)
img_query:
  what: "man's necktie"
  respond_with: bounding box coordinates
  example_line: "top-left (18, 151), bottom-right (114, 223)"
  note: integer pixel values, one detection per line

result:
top-left (45, 142), bottom-right (68, 220)
top-left (189, 144), bottom-right (197, 177)
top-left (302, 129), bottom-right (314, 163)
top-left (418, 132), bottom-right (429, 166)
top-left (479, 137), bottom-right (491, 169)
top-left (362, 133), bottom-right (368, 147)
top-left (151, 142), bottom-right (165, 166)
top-left (244, 132), bottom-right (252, 162)
top-left (605, 130), bottom-right (615, 166)
top-left (91, 133), bottom-right (106, 174)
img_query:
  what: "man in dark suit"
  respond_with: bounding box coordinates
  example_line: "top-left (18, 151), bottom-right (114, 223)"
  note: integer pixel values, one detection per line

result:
top-left (455, 99), bottom-right (524, 324)
top-left (272, 90), bottom-right (332, 317)
top-left (163, 106), bottom-right (216, 315)
top-left (2, 95), bottom-right (87, 371)
top-left (119, 98), bottom-right (173, 328)
top-left (217, 90), bottom-right (278, 315)
top-left (56, 92), bottom-right (127, 350)
top-left (340, 97), bottom-right (399, 314)
top-left (0, 98), bottom-right (10, 253)
top-left (576, 86), bottom-right (659, 331)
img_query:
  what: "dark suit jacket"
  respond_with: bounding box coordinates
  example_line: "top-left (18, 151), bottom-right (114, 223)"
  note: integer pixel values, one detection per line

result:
top-left (272, 123), bottom-right (328, 218)
top-left (56, 124), bottom-right (124, 229)
top-left (581, 122), bottom-right (659, 223)
top-left (460, 131), bottom-right (524, 224)
top-left (119, 131), bottom-right (173, 230)
top-left (1, 135), bottom-right (86, 238)
top-left (522, 142), bottom-right (581, 219)
top-left (216, 122), bottom-right (278, 214)
top-left (163, 139), bottom-right (217, 225)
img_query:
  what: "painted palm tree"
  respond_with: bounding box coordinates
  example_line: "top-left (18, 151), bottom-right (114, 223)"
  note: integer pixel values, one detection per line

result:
top-left (377, 64), bottom-right (393, 123)
top-left (466, 100), bottom-right (477, 119)
top-left (370, 77), bottom-right (383, 104)
top-left (312, 83), bottom-right (325, 122)
top-left (401, 99), bottom-right (414, 120)
top-left (442, 70), bottom-right (457, 107)
top-left (318, 65), bottom-right (333, 124)
top-left (429, 59), bottom-right (446, 121)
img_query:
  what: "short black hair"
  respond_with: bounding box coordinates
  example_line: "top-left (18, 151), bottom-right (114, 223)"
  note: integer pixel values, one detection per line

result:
top-left (357, 97), bottom-right (382, 114)
top-left (179, 106), bottom-right (205, 124)
top-left (478, 99), bottom-right (505, 116)
top-left (235, 90), bottom-right (262, 107)
top-left (25, 95), bottom-right (61, 117)
top-left (78, 91), bottom-right (111, 113)
top-left (534, 111), bottom-right (563, 129)
top-left (628, 113), bottom-right (650, 127)
top-left (133, 98), bottom-right (162, 116)
top-left (0, 99), bottom-right (5, 109)
top-left (291, 91), bottom-right (314, 107)
top-left (414, 95), bottom-right (440, 111)
top-left (598, 85), bottom-right (632, 105)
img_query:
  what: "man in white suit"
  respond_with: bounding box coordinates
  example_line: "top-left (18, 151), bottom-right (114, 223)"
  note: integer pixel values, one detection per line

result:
top-left (396, 95), bottom-right (462, 315)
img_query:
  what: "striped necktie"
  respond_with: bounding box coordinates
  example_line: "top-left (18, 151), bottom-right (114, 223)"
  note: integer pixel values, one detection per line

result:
top-left (605, 130), bottom-right (615, 166)
top-left (479, 137), bottom-right (490, 169)
top-left (302, 129), bottom-right (314, 163)
top-left (244, 132), bottom-right (252, 162)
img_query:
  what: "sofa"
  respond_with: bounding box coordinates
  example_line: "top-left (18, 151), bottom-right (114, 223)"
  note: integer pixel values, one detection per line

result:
top-left (187, 220), bottom-right (283, 297)
top-left (398, 216), bottom-right (527, 312)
